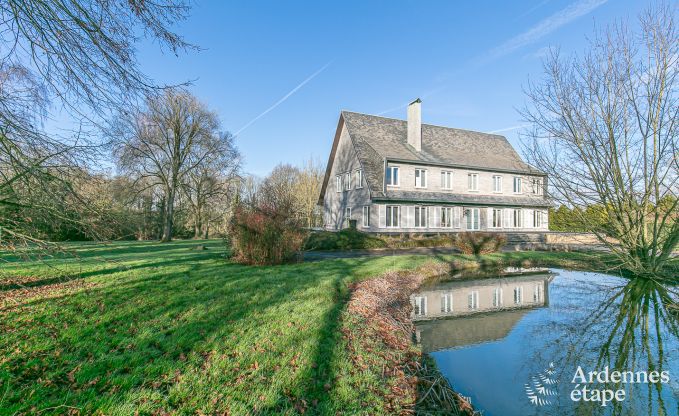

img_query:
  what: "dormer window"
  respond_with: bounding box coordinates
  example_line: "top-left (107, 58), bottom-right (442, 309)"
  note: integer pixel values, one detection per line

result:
top-left (467, 173), bottom-right (479, 191)
top-left (415, 169), bottom-right (427, 188)
top-left (386, 166), bottom-right (399, 186)
top-left (441, 171), bottom-right (453, 190)
top-left (513, 177), bottom-right (522, 194)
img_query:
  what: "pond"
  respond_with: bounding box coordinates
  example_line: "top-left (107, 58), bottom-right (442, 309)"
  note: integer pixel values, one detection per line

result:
top-left (412, 269), bottom-right (679, 415)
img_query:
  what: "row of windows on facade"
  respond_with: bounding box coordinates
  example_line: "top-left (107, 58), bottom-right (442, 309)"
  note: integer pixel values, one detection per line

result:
top-left (336, 169), bottom-right (363, 192)
top-left (343, 206), bottom-right (545, 229)
top-left (413, 284), bottom-right (544, 316)
top-left (381, 166), bottom-right (543, 195)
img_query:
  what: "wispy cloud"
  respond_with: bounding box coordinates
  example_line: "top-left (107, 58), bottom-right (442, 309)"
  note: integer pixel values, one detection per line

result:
top-left (482, 0), bottom-right (607, 63)
top-left (234, 61), bottom-right (332, 136)
top-left (487, 124), bottom-right (531, 134)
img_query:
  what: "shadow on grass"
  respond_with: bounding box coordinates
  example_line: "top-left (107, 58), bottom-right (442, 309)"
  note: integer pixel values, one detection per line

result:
top-left (0, 245), bottom-right (376, 414)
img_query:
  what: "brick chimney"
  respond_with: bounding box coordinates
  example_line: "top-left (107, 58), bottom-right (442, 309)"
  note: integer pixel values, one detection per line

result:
top-left (407, 98), bottom-right (422, 152)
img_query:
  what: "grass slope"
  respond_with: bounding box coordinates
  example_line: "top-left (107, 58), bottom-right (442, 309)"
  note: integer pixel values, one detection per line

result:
top-left (0, 241), bottom-right (616, 415)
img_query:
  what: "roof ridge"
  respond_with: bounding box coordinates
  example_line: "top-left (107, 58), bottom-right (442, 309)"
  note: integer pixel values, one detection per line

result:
top-left (341, 110), bottom-right (507, 139)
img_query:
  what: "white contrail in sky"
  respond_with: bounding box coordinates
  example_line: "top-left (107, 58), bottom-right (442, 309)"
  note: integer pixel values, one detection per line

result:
top-left (234, 61), bottom-right (332, 136)
top-left (487, 124), bottom-right (531, 134)
top-left (483, 0), bottom-right (608, 63)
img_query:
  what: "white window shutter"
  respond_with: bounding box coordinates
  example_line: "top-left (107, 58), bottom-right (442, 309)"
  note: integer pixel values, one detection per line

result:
top-left (407, 206), bottom-right (415, 228)
top-left (432, 207), bottom-right (439, 228)
top-left (379, 205), bottom-right (386, 228)
top-left (524, 209), bottom-right (531, 229)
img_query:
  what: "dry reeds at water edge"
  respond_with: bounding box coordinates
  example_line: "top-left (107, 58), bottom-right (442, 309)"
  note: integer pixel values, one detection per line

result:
top-left (345, 261), bottom-right (479, 415)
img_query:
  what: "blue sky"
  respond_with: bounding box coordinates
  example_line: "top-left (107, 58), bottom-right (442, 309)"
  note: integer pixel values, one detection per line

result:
top-left (134, 0), bottom-right (652, 176)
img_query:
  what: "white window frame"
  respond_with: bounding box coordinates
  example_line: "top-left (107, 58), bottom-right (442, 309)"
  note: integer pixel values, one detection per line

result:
top-left (441, 293), bottom-right (453, 313)
top-left (386, 166), bottom-right (400, 187)
top-left (468, 291), bottom-right (479, 310)
top-left (414, 206), bottom-right (428, 228)
top-left (533, 284), bottom-right (543, 302)
top-left (513, 177), bottom-right (522, 194)
top-left (344, 172), bottom-right (351, 191)
top-left (414, 296), bottom-right (427, 316)
top-left (344, 207), bottom-right (351, 221)
top-left (336, 175), bottom-right (342, 193)
top-left (362, 206), bottom-right (370, 227)
top-left (466, 208), bottom-right (480, 230)
top-left (355, 169), bottom-right (363, 189)
top-left (514, 286), bottom-right (523, 305)
top-left (441, 171), bottom-right (453, 190)
top-left (386, 205), bottom-right (400, 228)
top-left (493, 175), bottom-right (503, 193)
top-left (415, 169), bottom-right (428, 188)
top-left (493, 288), bottom-right (504, 307)
top-left (512, 208), bottom-right (523, 228)
top-left (440, 207), bottom-right (453, 228)
top-left (532, 178), bottom-right (542, 195)
top-left (533, 210), bottom-right (542, 228)
top-left (491, 208), bottom-right (503, 228)
top-left (468, 173), bottom-right (479, 191)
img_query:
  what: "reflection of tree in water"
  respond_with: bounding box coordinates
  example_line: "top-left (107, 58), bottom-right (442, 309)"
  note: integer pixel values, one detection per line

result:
top-left (566, 276), bottom-right (679, 415)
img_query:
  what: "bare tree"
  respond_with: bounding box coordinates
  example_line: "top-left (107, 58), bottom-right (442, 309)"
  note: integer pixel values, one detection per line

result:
top-left (114, 89), bottom-right (236, 242)
top-left (182, 141), bottom-right (241, 239)
top-left (294, 158), bottom-right (325, 228)
top-left (0, 0), bottom-right (192, 250)
top-left (521, 4), bottom-right (678, 277)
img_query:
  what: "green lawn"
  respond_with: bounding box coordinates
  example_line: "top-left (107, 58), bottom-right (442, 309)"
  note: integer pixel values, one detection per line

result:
top-left (0, 241), bottom-right (620, 415)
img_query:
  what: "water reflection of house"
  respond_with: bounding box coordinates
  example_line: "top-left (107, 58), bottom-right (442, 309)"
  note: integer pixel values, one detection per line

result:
top-left (412, 273), bottom-right (554, 352)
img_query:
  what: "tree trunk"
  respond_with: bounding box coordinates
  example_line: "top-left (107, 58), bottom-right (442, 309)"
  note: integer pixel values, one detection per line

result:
top-left (161, 186), bottom-right (175, 242)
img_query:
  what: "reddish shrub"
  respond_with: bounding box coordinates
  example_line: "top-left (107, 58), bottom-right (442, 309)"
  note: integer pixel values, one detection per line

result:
top-left (453, 232), bottom-right (507, 256)
top-left (228, 204), bottom-right (307, 265)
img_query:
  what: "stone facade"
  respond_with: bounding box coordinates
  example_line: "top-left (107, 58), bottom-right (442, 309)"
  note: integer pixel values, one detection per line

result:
top-left (318, 103), bottom-right (551, 234)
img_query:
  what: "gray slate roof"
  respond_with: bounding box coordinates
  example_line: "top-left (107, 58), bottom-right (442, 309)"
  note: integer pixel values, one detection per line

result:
top-left (342, 111), bottom-right (544, 198)
top-left (374, 191), bottom-right (552, 207)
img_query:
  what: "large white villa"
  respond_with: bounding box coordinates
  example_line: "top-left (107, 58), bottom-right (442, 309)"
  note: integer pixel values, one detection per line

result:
top-left (318, 99), bottom-right (550, 233)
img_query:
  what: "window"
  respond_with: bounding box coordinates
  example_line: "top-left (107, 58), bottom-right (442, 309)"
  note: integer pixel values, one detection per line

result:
top-left (415, 169), bottom-right (427, 188)
top-left (441, 171), bottom-right (453, 190)
top-left (386, 205), bottom-right (400, 227)
top-left (493, 288), bottom-right (503, 307)
top-left (356, 169), bottom-right (363, 188)
top-left (441, 207), bottom-right (453, 228)
top-left (386, 166), bottom-right (399, 186)
top-left (414, 296), bottom-right (427, 316)
top-left (468, 173), bottom-right (479, 191)
top-left (415, 206), bottom-right (428, 228)
top-left (344, 207), bottom-right (351, 221)
top-left (466, 208), bottom-right (480, 230)
top-left (491, 208), bottom-right (503, 228)
top-left (468, 291), bottom-right (479, 310)
top-left (533, 284), bottom-right (543, 302)
top-left (336, 175), bottom-right (342, 193)
top-left (441, 293), bottom-right (453, 313)
top-left (344, 172), bottom-right (351, 191)
top-left (362, 206), bottom-right (370, 227)
top-left (532, 178), bottom-right (542, 195)
top-left (493, 175), bottom-right (503, 193)
top-left (513, 177), bottom-right (522, 193)
top-left (512, 209), bottom-right (522, 228)
top-left (533, 210), bottom-right (542, 228)
top-left (514, 286), bottom-right (523, 305)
